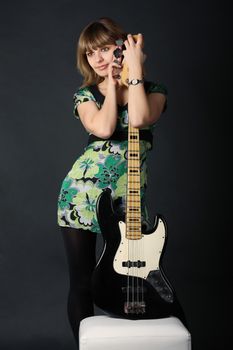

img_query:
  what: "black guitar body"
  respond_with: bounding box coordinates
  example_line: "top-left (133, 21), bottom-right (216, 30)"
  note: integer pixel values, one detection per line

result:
top-left (92, 188), bottom-right (185, 321)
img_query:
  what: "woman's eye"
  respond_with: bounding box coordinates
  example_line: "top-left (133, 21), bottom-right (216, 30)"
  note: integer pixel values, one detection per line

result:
top-left (86, 52), bottom-right (93, 57)
top-left (101, 47), bottom-right (109, 52)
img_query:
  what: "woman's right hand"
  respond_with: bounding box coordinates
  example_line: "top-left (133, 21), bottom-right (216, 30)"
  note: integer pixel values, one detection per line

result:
top-left (107, 58), bottom-right (122, 86)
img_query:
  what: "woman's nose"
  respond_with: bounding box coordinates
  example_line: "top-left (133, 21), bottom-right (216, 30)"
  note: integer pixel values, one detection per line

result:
top-left (94, 50), bottom-right (103, 62)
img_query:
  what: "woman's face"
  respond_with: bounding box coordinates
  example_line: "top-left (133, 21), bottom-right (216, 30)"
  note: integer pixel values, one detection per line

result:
top-left (86, 44), bottom-right (117, 77)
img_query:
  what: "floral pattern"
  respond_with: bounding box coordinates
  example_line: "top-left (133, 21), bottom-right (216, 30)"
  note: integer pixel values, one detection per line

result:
top-left (57, 81), bottom-right (167, 233)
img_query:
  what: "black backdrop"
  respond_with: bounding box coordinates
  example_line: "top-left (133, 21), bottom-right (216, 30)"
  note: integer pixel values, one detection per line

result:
top-left (0, 1), bottom-right (231, 349)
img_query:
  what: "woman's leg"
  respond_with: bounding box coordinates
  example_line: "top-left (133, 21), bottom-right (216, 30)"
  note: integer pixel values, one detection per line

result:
top-left (61, 227), bottom-right (97, 348)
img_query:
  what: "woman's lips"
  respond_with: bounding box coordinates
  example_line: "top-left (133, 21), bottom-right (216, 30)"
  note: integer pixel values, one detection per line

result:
top-left (97, 64), bottom-right (108, 70)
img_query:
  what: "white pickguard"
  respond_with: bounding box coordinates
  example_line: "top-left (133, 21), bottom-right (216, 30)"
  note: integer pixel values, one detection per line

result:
top-left (113, 218), bottom-right (166, 279)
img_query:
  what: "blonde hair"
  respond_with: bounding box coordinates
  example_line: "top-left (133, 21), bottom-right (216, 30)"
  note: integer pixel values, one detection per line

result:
top-left (77, 17), bottom-right (127, 87)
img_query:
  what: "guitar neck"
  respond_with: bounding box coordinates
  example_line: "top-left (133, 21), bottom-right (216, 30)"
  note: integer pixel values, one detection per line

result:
top-left (126, 123), bottom-right (142, 240)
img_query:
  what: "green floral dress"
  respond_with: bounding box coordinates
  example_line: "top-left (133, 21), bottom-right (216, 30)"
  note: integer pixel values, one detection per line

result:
top-left (57, 81), bottom-right (167, 233)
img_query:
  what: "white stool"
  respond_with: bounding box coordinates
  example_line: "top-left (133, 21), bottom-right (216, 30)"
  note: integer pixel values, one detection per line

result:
top-left (79, 315), bottom-right (191, 350)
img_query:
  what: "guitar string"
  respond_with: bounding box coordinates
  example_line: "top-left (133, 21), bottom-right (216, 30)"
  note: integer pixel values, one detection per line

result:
top-left (127, 134), bottom-right (130, 312)
top-left (133, 125), bottom-right (135, 310)
top-left (138, 127), bottom-right (142, 310)
top-left (140, 134), bottom-right (145, 311)
top-left (134, 127), bottom-right (139, 311)
top-left (130, 124), bottom-right (135, 311)
top-left (137, 128), bottom-right (144, 311)
top-left (139, 129), bottom-right (144, 311)
top-left (131, 124), bottom-right (134, 310)
top-left (127, 124), bottom-right (131, 312)
top-left (136, 128), bottom-right (140, 309)
top-left (134, 126), bottom-right (139, 311)
top-left (136, 127), bottom-right (138, 310)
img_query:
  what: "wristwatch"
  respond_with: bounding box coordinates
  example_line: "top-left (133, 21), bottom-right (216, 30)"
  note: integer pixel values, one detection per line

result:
top-left (127, 78), bottom-right (144, 85)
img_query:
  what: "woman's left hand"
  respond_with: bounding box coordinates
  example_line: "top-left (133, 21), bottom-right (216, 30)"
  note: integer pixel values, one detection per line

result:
top-left (122, 33), bottom-right (146, 71)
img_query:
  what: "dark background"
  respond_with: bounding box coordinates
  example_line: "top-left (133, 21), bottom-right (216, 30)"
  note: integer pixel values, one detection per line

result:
top-left (0, 0), bottom-right (231, 349)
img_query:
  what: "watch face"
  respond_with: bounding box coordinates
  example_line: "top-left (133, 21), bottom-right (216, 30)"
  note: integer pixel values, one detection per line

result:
top-left (128, 78), bottom-right (144, 85)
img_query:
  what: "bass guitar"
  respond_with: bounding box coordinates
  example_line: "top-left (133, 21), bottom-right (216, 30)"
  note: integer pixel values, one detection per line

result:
top-left (92, 36), bottom-right (184, 320)
top-left (92, 124), bottom-right (183, 319)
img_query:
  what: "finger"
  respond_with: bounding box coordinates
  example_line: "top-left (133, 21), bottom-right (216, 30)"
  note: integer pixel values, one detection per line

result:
top-left (136, 33), bottom-right (143, 46)
top-left (124, 39), bottom-right (129, 49)
top-left (127, 34), bottom-right (135, 46)
top-left (111, 61), bottom-right (122, 69)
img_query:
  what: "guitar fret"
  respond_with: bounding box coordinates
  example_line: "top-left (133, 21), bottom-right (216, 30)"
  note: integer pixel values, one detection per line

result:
top-left (127, 227), bottom-right (141, 230)
top-left (127, 218), bottom-right (141, 220)
top-left (127, 224), bottom-right (141, 226)
top-left (127, 213), bottom-right (141, 215)
top-left (127, 220), bottom-right (141, 223)
top-left (126, 232), bottom-right (141, 234)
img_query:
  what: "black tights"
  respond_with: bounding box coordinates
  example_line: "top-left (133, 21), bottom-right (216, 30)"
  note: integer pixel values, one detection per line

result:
top-left (61, 227), bottom-right (97, 348)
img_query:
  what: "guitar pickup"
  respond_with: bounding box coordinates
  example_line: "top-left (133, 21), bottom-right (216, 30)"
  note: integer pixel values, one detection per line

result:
top-left (122, 260), bottom-right (146, 268)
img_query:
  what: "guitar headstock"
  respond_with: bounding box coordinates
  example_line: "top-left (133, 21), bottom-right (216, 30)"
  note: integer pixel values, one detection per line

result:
top-left (113, 35), bottom-right (139, 87)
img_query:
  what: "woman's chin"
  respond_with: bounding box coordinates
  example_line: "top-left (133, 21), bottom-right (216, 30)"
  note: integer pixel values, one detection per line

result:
top-left (97, 72), bottom-right (108, 79)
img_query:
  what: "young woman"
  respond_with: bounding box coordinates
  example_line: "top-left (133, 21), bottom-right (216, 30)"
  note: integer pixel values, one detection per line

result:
top-left (57, 17), bottom-right (175, 347)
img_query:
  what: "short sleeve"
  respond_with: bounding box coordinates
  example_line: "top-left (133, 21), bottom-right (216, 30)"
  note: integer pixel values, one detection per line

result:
top-left (146, 81), bottom-right (168, 113)
top-left (73, 87), bottom-right (96, 119)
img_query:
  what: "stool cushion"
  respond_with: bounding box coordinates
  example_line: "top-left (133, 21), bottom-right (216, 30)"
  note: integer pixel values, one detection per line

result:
top-left (79, 315), bottom-right (191, 350)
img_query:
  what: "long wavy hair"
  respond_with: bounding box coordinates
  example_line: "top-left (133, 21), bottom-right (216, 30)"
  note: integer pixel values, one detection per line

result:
top-left (77, 17), bottom-right (127, 87)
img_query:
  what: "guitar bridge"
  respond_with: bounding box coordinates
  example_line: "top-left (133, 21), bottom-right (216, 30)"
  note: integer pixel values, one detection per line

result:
top-left (124, 301), bottom-right (146, 314)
